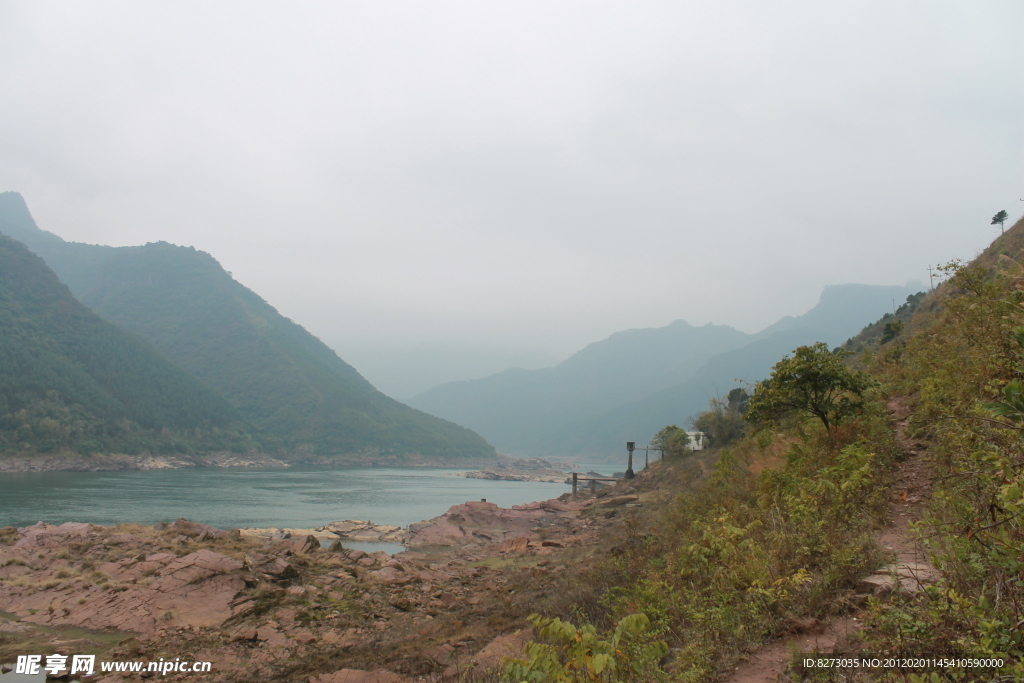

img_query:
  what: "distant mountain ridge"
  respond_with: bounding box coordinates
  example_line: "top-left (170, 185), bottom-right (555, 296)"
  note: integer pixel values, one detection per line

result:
top-left (0, 191), bottom-right (495, 463)
top-left (409, 282), bottom-right (920, 459)
top-left (408, 320), bottom-right (750, 454)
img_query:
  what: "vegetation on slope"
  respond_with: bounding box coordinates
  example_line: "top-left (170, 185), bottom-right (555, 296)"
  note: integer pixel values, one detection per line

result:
top-left (513, 214), bottom-right (1024, 681)
top-left (0, 234), bottom-right (253, 456)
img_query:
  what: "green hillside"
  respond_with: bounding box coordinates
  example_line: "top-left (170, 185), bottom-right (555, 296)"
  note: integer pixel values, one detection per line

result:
top-left (0, 234), bottom-right (253, 456)
top-left (0, 192), bottom-right (495, 462)
top-left (536, 212), bottom-right (1024, 680)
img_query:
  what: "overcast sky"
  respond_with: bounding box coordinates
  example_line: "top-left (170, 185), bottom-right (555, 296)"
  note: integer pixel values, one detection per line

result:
top-left (1, 1), bottom-right (1022, 397)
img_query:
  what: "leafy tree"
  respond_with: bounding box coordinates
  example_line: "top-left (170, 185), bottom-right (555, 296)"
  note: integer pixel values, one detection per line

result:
top-left (992, 209), bottom-right (1009, 233)
top-left (691, 388), bottom-right (748, 447)
top-left (880, 319), bottom-right (903, 344)
top-left (726, 387), bottom-right (750, 411)
top-left (650, 424), bottom-right (691, 457)
top-left (744, 343), bottom-right (873, 432)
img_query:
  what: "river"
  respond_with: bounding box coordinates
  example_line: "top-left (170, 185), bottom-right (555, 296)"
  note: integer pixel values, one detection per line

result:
top-left (0, 464), bottom-right (621, 538)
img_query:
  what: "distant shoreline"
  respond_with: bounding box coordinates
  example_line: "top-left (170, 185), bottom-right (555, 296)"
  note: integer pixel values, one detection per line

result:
top-left (0, 451), bottom-right (500, 473)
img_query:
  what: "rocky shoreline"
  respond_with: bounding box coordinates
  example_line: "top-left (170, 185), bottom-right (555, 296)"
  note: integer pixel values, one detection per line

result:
top-left (456, 455), bottom-right (623, 486)
top-left (0, 452), bottom-right (500, 473)
top-left (456, 455), bottom-right (575, 483)
top-left (239, 520), bottom-right (407, 545)
top-left (0, 474), bottom-right (647, 681)
top-left (0, 452), bottom-right (290, 472)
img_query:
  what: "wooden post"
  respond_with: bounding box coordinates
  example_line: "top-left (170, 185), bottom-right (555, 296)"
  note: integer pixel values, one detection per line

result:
top-left (572, 472), bottom-right (578, 498)
top-left (625, 442), bottom-right (635, 479)
top-left (590, 478), bottom-right (597, 494)
top-left (644, 447), bottom-right (649, 468)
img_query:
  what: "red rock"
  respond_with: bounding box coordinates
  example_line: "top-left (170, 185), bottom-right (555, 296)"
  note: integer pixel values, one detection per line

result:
top-left (255, 625), bottom-right (280, 641)
top-left (368, 567), bottom-right (402, 583)
top-left (405, 498), bottom-right (579, 547)
top-left (424, 645), bottom-right (453, 665)
top-left (287, 535), bottom-right (321, 554)
top-left (13, 522), bottom-right (95, 554)
top-left (171, 518), bottom-right (228, 540)
top-left (248, 555), bottom-right (299, 581)
top-left (145, 553), bottom-right (176, 564)
top-left (230, 626), bottom-right (259, 642)
top-left (293, 627), bottom-right (316, 644)
top-left (0, 549), bottom-right (250, 634)
top-left (473, 629), bottom-right (533, 669)
top-left (388, 596), bottom-right (414, 611)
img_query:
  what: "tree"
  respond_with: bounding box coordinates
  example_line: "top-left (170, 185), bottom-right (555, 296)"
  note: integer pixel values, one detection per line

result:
top-left (744, 343), bottom-right (873, 432)
top-left (880, 319), bottom-right (903, 344)
top-left (650, 424), bottom-right (691, 457)
top-left (992, 209), bottom-right (1009, 234)
top-left (690, 388), bottom-right (748, 448)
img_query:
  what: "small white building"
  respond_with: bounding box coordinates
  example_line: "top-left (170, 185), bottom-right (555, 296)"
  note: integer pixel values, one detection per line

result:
top-left (687, 431), bottom-right (707, 451)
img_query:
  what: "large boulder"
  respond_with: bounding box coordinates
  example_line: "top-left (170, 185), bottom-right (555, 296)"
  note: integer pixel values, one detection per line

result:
top-left (405, 499), bottom-right (581, 547)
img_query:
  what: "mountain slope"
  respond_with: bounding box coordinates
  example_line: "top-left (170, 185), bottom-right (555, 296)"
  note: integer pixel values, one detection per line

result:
top-left (0, 233), bottom-right (253, 456)
top-left (411, 283), bottom-right (920, 458)
top-left (408, 320), bottom-right (751, 454)
top-left (0, 192), bottom-right (494, 462)
top-left (558, 283), bottom-right (922, 458)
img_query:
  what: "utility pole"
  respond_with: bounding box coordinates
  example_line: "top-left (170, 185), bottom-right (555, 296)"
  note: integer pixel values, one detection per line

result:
top-left (891, 298), bottom-right (896, 315)
top-left (927, 265), bottom-right (935, 292)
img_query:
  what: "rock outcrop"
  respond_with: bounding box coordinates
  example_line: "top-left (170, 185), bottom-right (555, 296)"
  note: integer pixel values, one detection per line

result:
top-left (0, 523), bottom-right (252, 633)
top-left (405, 499), bottom-right (583, 547)
top-left (322, 520), bottom-right (406, 543)
top-left (239, 520), bottom-right (407, 544)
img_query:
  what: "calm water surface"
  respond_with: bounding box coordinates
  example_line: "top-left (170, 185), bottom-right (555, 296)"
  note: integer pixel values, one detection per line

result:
top-left (0, 465), bottom-right (603, 531)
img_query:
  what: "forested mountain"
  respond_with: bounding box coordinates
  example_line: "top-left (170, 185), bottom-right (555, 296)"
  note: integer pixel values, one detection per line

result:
top-left (410, 283), bottom-right (920, 459)
top-left (0, 233), bottom-right (254, 456)
top-left (0, 192), bottom-right (494, 462)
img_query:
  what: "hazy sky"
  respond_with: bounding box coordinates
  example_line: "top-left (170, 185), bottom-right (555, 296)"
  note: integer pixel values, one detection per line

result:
top-left (1, 1), bottom-right (1022, 397)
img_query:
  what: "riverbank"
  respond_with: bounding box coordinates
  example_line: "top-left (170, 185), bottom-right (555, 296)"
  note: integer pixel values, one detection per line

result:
top-left (0, 475), bottom-right (644, 681)
top-left (0, 452), bottom-right (290, 472)
top-left (456, 454), bottom-right (591, 483)
top-left (0, 452), bottom-right (501, 473)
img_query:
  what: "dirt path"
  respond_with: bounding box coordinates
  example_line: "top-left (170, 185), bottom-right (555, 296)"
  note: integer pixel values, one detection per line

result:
top-left (724, 397), bottom-right (935, 683)
top-left (873, 397), bottom-right (936, 593)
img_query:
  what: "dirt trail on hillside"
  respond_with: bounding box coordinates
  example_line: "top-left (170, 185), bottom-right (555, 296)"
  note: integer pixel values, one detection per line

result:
top-left (876, 397), bottom-right (936, 588)
top-left (724, 397), bottom-right (935, 683)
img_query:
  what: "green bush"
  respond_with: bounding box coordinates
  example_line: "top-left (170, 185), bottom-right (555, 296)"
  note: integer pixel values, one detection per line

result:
top-left (502, 613), bottom-right (668, 683)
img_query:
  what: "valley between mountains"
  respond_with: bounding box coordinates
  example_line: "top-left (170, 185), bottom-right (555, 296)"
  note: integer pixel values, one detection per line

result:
top-left (3, 195), bottom-right (1024, 681)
